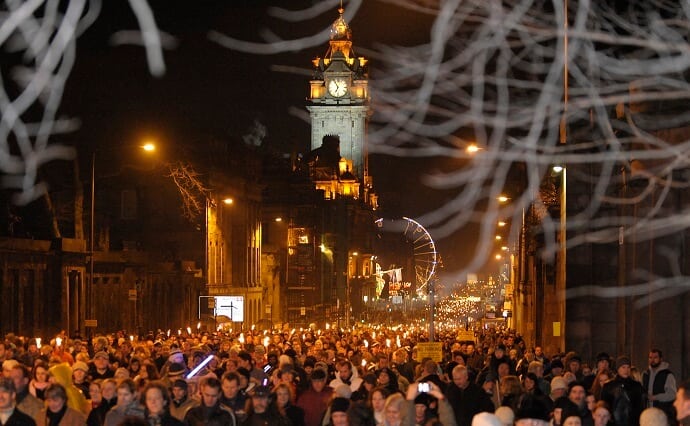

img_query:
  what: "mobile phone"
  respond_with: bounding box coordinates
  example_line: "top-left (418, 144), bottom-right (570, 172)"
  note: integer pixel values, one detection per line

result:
top-left (262, 378), bottom-right (269, 387)
top-left (418, 382), bottom-right (430, 393)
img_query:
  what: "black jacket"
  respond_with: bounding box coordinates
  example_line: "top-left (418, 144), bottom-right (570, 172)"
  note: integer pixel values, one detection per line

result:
top-left (445, 381), bottom-right (494, 426)
top-left (4, 408), bottom-right (36, 426)
top-left (184, 403), bottom-right (236, 426)
top-left (601, 376), bottom-right (644, 426)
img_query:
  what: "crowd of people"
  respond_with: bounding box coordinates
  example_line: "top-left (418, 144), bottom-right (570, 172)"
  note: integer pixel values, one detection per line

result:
top-left (0, 325), bottom-right (687, 426)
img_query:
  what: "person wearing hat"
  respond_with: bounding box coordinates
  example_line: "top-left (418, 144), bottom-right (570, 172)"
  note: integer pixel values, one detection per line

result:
top-left (550, 376), bottom-right (568, 401)
top-left (162, 362), bottom-right (186, 390)
top-left (169, 379), bottom-right (198, 422)
top-left (71, 361), bottom-right (90, 399)
top-left (88, 351), bottom-right (114, 381)
top-left (244, 385), bottom-right (290, 426)
top-left (296, 368), bottom-right (333, 426)
top-left (601, 356), bottom-right (644, 426)
top-left (325, 397), bottom-right (350, 426)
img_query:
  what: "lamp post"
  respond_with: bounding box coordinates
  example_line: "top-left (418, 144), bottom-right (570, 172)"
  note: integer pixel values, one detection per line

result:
top-left (554, 165), bottom-right (567, 351)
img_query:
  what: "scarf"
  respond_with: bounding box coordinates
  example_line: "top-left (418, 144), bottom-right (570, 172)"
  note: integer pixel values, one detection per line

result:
top-left (46, 404), bottom-right (67, 426)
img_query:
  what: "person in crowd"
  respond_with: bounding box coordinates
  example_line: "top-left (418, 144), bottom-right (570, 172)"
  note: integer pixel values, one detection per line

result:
top-left (591, 401), bottom-right (612, 426)
top-left (498, 375), bottom-right (522, 412)
top-left (296, 368), bottom-right (333, 426)
top-left (405, 380), bottom-right (456, 426)
top-left (87, 380), bottom-right (102, 414)
top-left (601, 356), bottom-right (644, 426)
top-left (48, 362), bottom-right (90, 415)
top-left (36, 383), bottom-right (87, 426)
top-left (133, 363), bottom-right (160, 389)
top-left (128, 357), bottom-right (142, 379)
top-left (219, 372), bottom-right (247, 422)
top-left (9, 365), bottom-right (43, 422)
top-left (103, 379), bottom-right (145, 426)
top-left (382, 393), bottom-right (407, 426)
top-left (552, 396), bottom-right (580, 426)
top-left (88, 352), bottom-right (114, 381)
top-left (352, 372), bottom-right (377, 402)
top-left (87, 378), bottom-right (117, 426)
top-left (674, 379), bottom-right (690, 426)
top-left (28, 361), bottom-right (50, 401)
top-left (237, 351), bottom-right (266, 385)
top-left (566, 382), bottom-right (593, 426)
top-left (275, 382), bottom-right (304, 426)
top-left (183, 377), bottom-right (235, 426)
top-left (169, 379), bottom-right (198, 422)
top-left (323, 397), bottom-right (351, 426)
top-left (0, 377), bottom-right (37, 426)
top-left (370, 386), bottom-right (391, 426)
top-left (639, 407), bottom-right (668, 426)
top-left (72, 361), bottom-right (91, 399)
top-left (243, 384), bottom-right (289, 426)
top-left (376, 368), bottom-right (400, 394)
top-left (589, 370), bottom-right (613, 401)
top-left (330, 359), bottom-right (363, 393)
top-left (141, 381), bottom-right (184, 426)
top-left (446, 364), bottom-right (494, 426)
top-left (642, 348), bottom-right (677, 425)
top-left (550, 376), bottom-right (568, 402)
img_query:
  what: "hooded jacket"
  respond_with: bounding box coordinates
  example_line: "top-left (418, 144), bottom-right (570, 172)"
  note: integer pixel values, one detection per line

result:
top-left (329, 362), bottom-right (363, 393)
top-left (49, 363), bottom-right (90, 415)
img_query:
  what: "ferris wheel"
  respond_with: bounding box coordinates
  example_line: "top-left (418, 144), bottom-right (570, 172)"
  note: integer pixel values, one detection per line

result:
top-left (375, 217), bottom-right (438, 294)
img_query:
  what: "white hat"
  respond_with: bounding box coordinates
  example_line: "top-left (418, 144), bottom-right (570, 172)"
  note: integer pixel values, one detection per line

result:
top-left (472, 412), bottom-right (502, 426)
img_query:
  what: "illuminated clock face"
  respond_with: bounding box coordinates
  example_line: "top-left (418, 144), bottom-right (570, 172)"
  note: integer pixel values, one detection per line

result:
top-left (328, 78), bottom-right (348, 97)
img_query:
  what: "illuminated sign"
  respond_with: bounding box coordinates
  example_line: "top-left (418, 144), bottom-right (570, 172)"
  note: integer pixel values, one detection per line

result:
top-left (215, 296), bottom-right (244, 322)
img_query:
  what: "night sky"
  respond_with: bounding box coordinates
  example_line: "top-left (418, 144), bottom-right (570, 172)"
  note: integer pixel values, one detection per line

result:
top-left (53, 0), bottom-right (473, 278)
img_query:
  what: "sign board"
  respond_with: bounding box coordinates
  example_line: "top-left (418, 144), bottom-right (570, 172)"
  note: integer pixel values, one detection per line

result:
top-left (215, 296), bottom-right (244, 322)
top-left (128, 289), bottom-right (137, 301)
top-left (415, 342), bottom-right (443, 362)
top-left (392, 295), bottom-right (403, 305)
top-left (505, 284), bottom-right (513, 294)
top-left (456, 330), bottom-right (475, 342)
top-left (85, 319), bottom-right (98, 328)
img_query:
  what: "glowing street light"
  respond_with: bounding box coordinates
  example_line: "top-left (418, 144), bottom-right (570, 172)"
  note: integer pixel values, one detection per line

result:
top-left (142, 142), bottom-right (156, 152)
top-left (498, 195), bottom-right (509, 203)
top-left (222, 198), bottom-right (234, 205)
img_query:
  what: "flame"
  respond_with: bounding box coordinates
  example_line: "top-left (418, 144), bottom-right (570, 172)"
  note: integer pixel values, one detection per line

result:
top-left (36, 338), bottom-right (42, 349)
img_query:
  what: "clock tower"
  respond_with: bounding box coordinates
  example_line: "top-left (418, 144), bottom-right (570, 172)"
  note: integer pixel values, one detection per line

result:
top-left (307, 7), bottom-right (370, 184)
